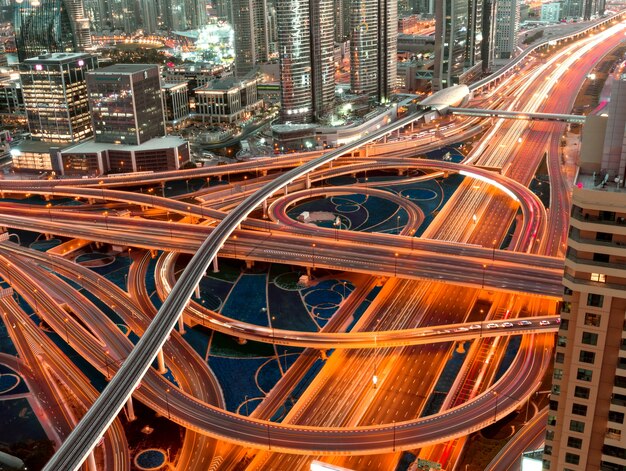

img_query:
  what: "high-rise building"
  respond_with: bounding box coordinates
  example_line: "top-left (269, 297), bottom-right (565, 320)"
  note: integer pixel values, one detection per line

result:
top-left (87, 64), bottom-right (165, 145)
top-left (542, 75), bottom-right (626, 471)
top-left (562, 0), bottom-right (605, 20)
top-left (14, 0), bottom-right (92, 63)
top-left (334, 0), bottom-right (351, 41)
top-left (433, 0), bottom-right (468, 90)
top-left (466, 0), bottom-right (483, 68)
top-left (494, 0), bottom-right (520, 60)
top-left (481, 0), bottom-right (497, 71)
top-left (231, 0), bottom-right (269, 76)
top-left (350, 0), bottom-right (398, 103)
top-left (19, 52), bottom-right (97, 143)
top-left (276, 0), bottom-right (335, 123)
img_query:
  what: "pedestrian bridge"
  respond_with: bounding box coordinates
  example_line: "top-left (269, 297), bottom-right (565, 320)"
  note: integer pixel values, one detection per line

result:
top-left (448, 107), bottom-right (587, 124)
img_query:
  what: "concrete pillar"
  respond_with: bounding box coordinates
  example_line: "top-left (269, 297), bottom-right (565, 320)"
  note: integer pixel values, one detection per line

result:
top-left (263, 200), bottom-right (268, 219)
top-left (305, 174), bottom-right (311, 189)
top-left (126, 396), bottom-right (136, 421)
top-left (157, 349), bottom-right (167, 374)
top-left (178, 315), bottom-right (186, 335)
top-left (306, 266), bottom-right (311, 277)
top-left (246, 260), bottom-right (254, 269)
top-left (261, 170), bottom-right (267, 176)
top-left (284, 187), bottom-right (288, 196)
top-left (87, 452), bottom-right (97, 471)
top-left (195, 284), bottom-right (200, 299)
top-left (212, 257), bottom-right (219, 273)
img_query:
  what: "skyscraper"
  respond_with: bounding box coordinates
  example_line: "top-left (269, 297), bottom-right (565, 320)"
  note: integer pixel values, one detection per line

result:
top-left (14, 0), bottom-right (92, 62)
top-left (542, 75), bottom-right (626, 471)
top-left (276, 0), bottom-right (334, 123)
top-left (334, 0), bottom-right (351, 42)
top-left (562, 0), bottom-right (605, 20)
top-left (433, 0), bottom-right (468, 90)
top-left (231, 0), bottom-right (269, 76)
top-left (494, 0), bottom-right (520, 59)
top-left (19, 52), bottom-right (97, 143)
top-left (350, 0), bottom-right (398, 103)
top-left (481, 0), bottom-right (497, 72)
top-left (87, 64), bottom-right (165, 145)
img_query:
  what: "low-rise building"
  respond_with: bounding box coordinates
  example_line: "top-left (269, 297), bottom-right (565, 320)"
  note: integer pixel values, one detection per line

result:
top-left (162, 82), bottom-right (190, 129)
top-left (194, 74), bottom-right (263, 123)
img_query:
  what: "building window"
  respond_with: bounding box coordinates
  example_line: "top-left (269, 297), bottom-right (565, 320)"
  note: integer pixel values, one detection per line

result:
top-left (582, 332), bottom-right (598, 345)
top-left (618, 357), bottom-right (626, 370)
top-left (608, 411), bottom-right (624, 424)
top-left (565, 453), bottom-right (580, 465)
top-left (615, 376), bottom-right (626, 388)
top-left (570, 420), bottom-right (585, 432)
top-left (587, 293), bottom-right (604, 307)
top-left (593, 253), bottom-right (610, 263)
top-left (577, 368), bottom-right (593, 382)
top-left (611, 393), bottom-right (626, 407)
top-left (591, 273), bottom-right (606, 283)
top-left (572, 403), bottom-right (588, 416)
top-left (602, 445), bottom-right (626, 460)
top-left (547, 414), bottom-right (556, 426)
top-left (557, 336), bottom-right (567, 347)
top-left (567, 436), bottom-right (583, 449)
top-left (579, 350), bottom-right (596, 364)
top-left (546, 430), bottom-right (554, 441)
top-left (585, 313), bottom-right (601, 327)
top-left (596, 232), bottom-right (613, 242)
top-left (552, 384), bottom-right (560, 396)
top-left (542, 459), bottom-right (550, 470)
top-left (561, 301), bottom-right (571, 313)
top-left (544, 445), bottom-right (552, 455)
top-left (574, 386), bottom-right (590, 399)
top-left (556, 352), bottom-right (565, 363)
top-left (560, 318), bottom-right (569, 331)
top-left (606, 428), bottom-right (622, 440)
top-left (553, 368), bottom-right (563, 380)
top-left (550, 400), bottom-right (559, 411)
top-left (601, 461), bottom-right (625, 471)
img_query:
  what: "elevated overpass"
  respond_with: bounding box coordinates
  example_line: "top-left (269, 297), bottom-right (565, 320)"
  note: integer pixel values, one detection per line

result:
top-left (447, 107), bottom-right (587, 124)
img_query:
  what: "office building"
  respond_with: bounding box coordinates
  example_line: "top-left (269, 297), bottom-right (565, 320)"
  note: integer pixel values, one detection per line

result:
top-left (194, 74), bottom-right (263, 123)
top-left (543, 76), bottom-right (626, 471)
top-left (334, 0), bottom-right (350, 41)
top-left (231, 0), bottom-right (269, 76)
top-left (162, 82), bottom-right (190, 128)
top-left (87, 64), bottom-right (165, 145)
top-left (482, 0), bottom-right (497, 71)
top-left (541, 2), bottom-right (561, 23)
top-left (276, 0), bottom-right (334, 123)
top-left (58, 136), bottom-right (190, 175)
top-left (14, 0), bottom-right (92, 63)
top-left (350, 0), bottom-right (398, 103)
top-left (19, 52), bottom-right (97, 143)
top-left (562, 0), bottom-right (605, 20)
top-left (433, 0), bottom-right (468, 90)
top-left (494, 0), bottom-right (520, 60)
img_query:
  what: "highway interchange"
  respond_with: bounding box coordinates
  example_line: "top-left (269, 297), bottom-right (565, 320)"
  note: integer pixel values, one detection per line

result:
top-left (0, 11), bottom-right (623, 471)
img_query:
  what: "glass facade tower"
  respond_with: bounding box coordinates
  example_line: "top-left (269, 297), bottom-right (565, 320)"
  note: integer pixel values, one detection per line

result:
top-left (19, 52), bottom-right (97, 143)
top-left (350, 0), bottom-right (398, 103)
top-left (14, 0), bottom-right (92, 63)
top-left (87, 64), bottom-right (165, 145)
top-left (276, 0), bottom-right (334, 123)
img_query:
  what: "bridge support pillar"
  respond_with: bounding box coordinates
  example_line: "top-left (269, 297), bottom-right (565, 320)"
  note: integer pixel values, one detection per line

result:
top-left (178, 315), bottom-right (186, 335)
top-left (263, 200), bottom-right (268, 219)
top-left (157, 349), bottom-right (167, 374)
top-left (306, 266), bottom-right (311, 277)
top-left (160, 182), bottom-right (165, 197)
top-left (246, 260), bottom-right (254, 269)
top-left (305, 174), bottom-right (311, 189)
top-left (261, 169), bottom-right (267, 176)
top-left (44, 194), bottom-right (51, 201)
top-left (195, 284), bottom-right (200, 299)
top-left (126, 396), bottom-right (136, 421)
top-left (87, 451), bottom-right (97, 471)
top-left (284, 187), bottom-right (288, 196)
top-left (212, 257), bottom-right (219, 273)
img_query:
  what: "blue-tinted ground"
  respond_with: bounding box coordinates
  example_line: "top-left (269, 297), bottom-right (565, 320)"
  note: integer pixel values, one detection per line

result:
top-left (179, 257), bottom-right (360, 416)
top-left (530, 177), bottom-right (550, 209)
top-left (494, 336), bottom-right (521, 382)
top-left (287, 147), bottom-right (466, 237)
top-left (162, 178), bottom-right (207, 198)
top-left (0, 364), bottom-right (28, 396)
top-left (0, 398), bottom-right (48, 444)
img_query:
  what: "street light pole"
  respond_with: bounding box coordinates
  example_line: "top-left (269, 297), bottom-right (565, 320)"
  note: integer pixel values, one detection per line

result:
top-left (165, 388), bottom-right (171, 420)
top-left (393, 420), bottom-right (396, 452)
top-left (394, 252), bottom-right (399, 277)
top-left (492, 239), bottom-right (497, 262)
top-left (311, 243), bottom-right (316, 271)
top-left (482, 263), bottom-right (487, 288)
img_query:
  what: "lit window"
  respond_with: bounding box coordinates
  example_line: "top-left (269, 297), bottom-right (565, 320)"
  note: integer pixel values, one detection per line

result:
top-left (590, 273), bottom-right (606, 283)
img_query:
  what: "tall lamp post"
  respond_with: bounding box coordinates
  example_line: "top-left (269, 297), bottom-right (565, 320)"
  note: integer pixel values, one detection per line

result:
top-left (311, 243), bottom-right (316, 271)
top-left (482, 264), bottom-right (487, 288)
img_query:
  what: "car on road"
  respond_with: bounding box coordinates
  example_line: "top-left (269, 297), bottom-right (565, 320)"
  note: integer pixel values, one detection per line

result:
top-left (539, 320), bottom-right (551, 326)
top-left (486, 323), bottom-right (499, 329)
top-left (469, 324), bottom-right (482, 330)
top-left (501, 322), bottom-right (514, 328)
top-left (518, 320), bottom-right (532, 326)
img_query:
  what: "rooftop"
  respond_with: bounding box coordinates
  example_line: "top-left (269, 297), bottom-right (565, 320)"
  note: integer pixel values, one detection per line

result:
top-left (90, 63), bottom-right (158, 75)
top-left (23, 52), bottom-right (94, 64)
top-left (61, 136), bottom-right (187, 154)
